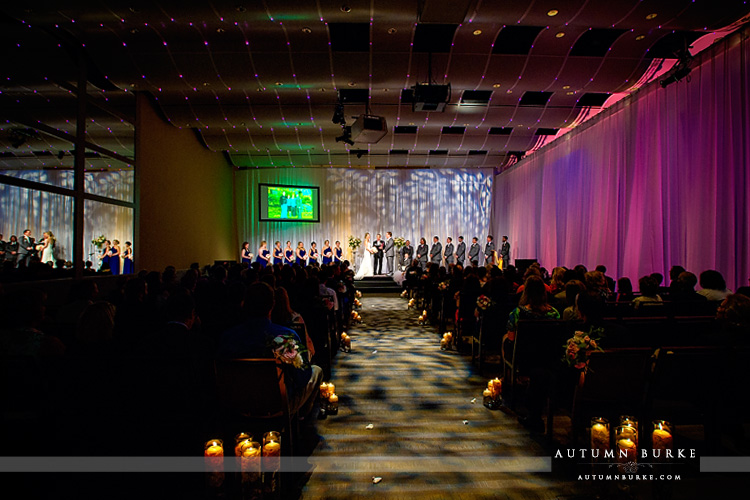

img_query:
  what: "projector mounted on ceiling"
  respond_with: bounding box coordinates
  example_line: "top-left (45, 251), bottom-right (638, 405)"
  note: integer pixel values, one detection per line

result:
top-left (350, 114), bottom-right (387, 143)
top-left (412, 83), bottom-right (451, 112)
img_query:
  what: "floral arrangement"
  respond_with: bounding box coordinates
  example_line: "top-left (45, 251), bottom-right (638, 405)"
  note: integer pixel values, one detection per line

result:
top-left (348, 235), bottom-right (362, 250)
top-left (563, 327), bottom-right (604, 371)
top-left (476, 295), bottom-right (491, 311)
top-left (91, 235), bottom-right (107, 247)
top-left (394, 236), bottom-right (406, 248)
top-left (437, 281), bottom-right (449, 292)
top-left (269, 334), bottom-right (308, 369)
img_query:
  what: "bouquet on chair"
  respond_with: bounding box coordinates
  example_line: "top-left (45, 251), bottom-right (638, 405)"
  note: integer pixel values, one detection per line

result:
top-left (269, 334), bottom-right (309, 369)
top-left (563, 327), bottom-right (604, 371)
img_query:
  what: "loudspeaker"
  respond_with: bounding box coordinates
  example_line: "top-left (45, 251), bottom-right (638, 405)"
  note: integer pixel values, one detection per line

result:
top-left (514, 259), bottom-right (537, 275)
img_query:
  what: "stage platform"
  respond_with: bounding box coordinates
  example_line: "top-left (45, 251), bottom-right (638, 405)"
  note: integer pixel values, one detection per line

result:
top-left (353, 275), bottom-right (403, 294)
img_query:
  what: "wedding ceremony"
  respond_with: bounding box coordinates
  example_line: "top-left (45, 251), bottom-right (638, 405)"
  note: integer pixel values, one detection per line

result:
top-left (1, 1), bottom-right (750, 499)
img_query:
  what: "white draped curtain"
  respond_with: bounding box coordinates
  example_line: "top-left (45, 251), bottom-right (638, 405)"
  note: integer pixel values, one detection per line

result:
top-left (492, 26), bottom-right (750, 290)
top-left (236, 168), bottom-right (494, 262)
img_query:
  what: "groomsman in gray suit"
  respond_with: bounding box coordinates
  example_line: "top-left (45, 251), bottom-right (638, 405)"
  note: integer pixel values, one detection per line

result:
top-left (455, 236), bottom-right (466, 267)
top-left (429, 236), bottom-right (442, 266)
top-left (384, 232), bottom-right (395, 276)
top-left (443, 237), bottom-right (454, 266)
top-left (469, 237), bottom-right (480, 266)
top-left (484, 235), bottom-right (496, 266)
top-left (400, 240), bottom-right (413, 270)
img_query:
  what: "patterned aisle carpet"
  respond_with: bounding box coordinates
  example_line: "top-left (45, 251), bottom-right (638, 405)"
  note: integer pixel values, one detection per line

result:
top-left (300, 294), bottom-right (581, 500)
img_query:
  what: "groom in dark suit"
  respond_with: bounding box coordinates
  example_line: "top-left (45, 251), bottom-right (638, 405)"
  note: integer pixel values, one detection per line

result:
top-left (17, 229), bottom-right (34, 268)
top-left (373, 234), bottom-right (385, 275)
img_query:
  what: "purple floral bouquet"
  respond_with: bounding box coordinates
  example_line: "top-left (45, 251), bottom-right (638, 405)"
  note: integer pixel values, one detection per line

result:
top-left (270, 335), bottom-right (308, 369)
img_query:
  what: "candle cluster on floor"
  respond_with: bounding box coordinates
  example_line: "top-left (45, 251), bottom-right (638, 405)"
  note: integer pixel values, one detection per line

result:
top-left (588, 416), bottom-right (674, 466)
top-left (320, 381), bottom-right (339, 416)
top-left (340, 332), bottom-right (351, 352)
top-left (440, 331), bottom-right (453, 350)
top-left (483, 377), bottom-right (503, 409)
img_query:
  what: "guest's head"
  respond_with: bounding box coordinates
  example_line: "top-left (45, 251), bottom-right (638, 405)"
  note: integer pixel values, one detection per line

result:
top-left (564, 280), bottom-right (586, 308)
top-left (669, 266), bottom-right (686, 283)
top-left (638, 276), bottom-right (659, 298)
top-left (519, 276), bottom-right (549, 310)
top-left (420, 237), bottom-right (426, 245)
top-left (650, 272), bottom-right (663, 286)
top-left (76, 301), bottom-right (116, 344)
top-left (405, 240), bottom-right (410, 246)
top-left (23, 229), bottom-right (31, 237)
top-left (585, 271), bottom-right (607, 292)
top-left (699, 270), bottom-right (727, 291)
top-left (716, 294), bottom-right (750, 330)
top-left (386, 232), bottom-right (392, 238)
top-left (245, 282), bottom-right (275, 319)
top-left (617, 277), bottom-right (633, 295)
top-left (595, 265), bottom-right (607, 274)
top-left (271, 287), bottom-right (295, 324)
top-left (577, 292), bottom-right (606, 324)
top-left (677, 271), bottom-right (699, 291)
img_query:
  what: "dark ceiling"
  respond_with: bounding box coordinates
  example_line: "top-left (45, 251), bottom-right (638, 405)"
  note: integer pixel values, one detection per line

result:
top-left (1, 0), bottom-right (748, 171)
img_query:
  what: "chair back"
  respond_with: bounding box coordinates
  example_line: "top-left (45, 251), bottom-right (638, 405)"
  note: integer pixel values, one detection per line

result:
top-left (215, 358), bottom-right (290, 419)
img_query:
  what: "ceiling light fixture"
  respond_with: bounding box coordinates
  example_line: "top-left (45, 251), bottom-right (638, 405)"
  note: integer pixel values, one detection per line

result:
top-left (547, 9), bottom-right (559, 17)
top-left (387, 28), bottom-right (397, 35)
top-left (562, 85), bottom-right (570, 89)
top-left (301, 27), bottom-right (312, 33)
top-left (635, 34), bottom-right (646, 41)
top-left (348, 81), bottom-right (356, 87)
top-left (340, 5), bottom-right (351, 13)
top-left (646, 13), bottom-right (658, 20)
top-left (492, 83), bottom-right (501, 88)
top-left (555, 32), bottom-right (565, 38)
top-left (473, 29), bottom-right (482, 36)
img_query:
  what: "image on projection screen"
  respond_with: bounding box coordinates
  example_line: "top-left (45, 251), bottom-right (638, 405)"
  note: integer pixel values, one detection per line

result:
top-left (259, 184), bottom-right (320, 222)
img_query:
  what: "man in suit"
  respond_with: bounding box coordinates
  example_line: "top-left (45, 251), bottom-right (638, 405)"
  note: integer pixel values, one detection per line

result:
top-left (400, 240), bottom-right (413, 271)
top-left (484, 235), bottom-right (496, 266)
top-left (416, 239), bottom-right (428, 270)
top-left (500, 235), bottom-right (510, 270)
top-left (17, 229), bottom-right (33, 268)
top-left (373, 233), bottom-right (385, 275)
top-left (469, 237), bottom-right (480, 266)
top-left (443, 237), bottom-right (454, 266)
top-left (279, 191), bottom-right (288, 218)
top-left (384, 232), bottom-right (395, 276)
top-left (429, 236), bottom-right (442, 266)
top-left (455, 236), bottom-right (466, 267)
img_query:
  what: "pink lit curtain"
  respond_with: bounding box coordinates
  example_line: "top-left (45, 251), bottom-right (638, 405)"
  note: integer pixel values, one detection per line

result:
top-left (492, 27), bottom-right (750, 290)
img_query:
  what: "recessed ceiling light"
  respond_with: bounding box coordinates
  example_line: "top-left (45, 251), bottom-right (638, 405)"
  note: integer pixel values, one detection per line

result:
top-left (506, 90), bottom-right (512, 94)
top-left (635, 34), bottom-right (646, 41)
top-left (387, 27), bottom-right (397, 35)
top-left (216, 28), bottom-right (225, 33)
top-left (547, 9), bottom-right (559, 17)
top-left (275, 81), bottom-right (283, 86)
top-left (566, 91), bottom-right (575, 95)
top-left (203, 82), bottom-right (210, 86)
top-left (562, 85), bottom-right (570, 89)
top-left (646, 13), bottom-right (657, 20)
top-left (340, 5), bottom-right (351, 13)
top-left (301, 27), bottom-right (312, 34)
top-left (555, 32), bottom-right (565, 38)
top-left (348, 81), bottom-right (356, 87)
top-left (236, 5), bottom-right (246, 13)
top-left (492, 83), bottom-right (501, 88)
top-left (473, 29), bottom-right (482, 36)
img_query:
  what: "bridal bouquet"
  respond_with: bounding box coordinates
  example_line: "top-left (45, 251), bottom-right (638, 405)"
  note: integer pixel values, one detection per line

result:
top-left (269, 334), bottom-right (308, 369)
top-left (394, 237), bottom-right (406, 248)
top-left (348, 235), bottom-right (362, 250)
top-left (563, 327), bottom-right (604, 371)
top-left (91, 235), bottom-right (107, 247)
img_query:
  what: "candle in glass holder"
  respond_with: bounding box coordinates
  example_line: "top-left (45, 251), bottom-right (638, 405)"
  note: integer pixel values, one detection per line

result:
top-left (491, 378), bottom-right (503, 398)
top-left (483, 388), bottom-right (492, 407)
top-left (234, 433), bottom-right (252, 456)
top-left (328, 393), bottom-right (339, 415)
top-left (615, 426), bottom-right (638, 463)
top-left (619, 416), bottom-right (638, 445)
top-left (422, 310), bottom-right (427, 316)
top-left (204, 439), bottom-right (224, 489)
top-left (652, 420), bottom-right (673, 452)
top-left (590, 417), bottom-right (610, 451)
top-left (319, 382), bottom-right (330, 399)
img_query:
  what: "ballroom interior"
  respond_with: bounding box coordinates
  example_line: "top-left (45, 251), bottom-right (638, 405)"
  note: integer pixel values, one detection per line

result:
top-left (1, 1), bottom-right (750, 499)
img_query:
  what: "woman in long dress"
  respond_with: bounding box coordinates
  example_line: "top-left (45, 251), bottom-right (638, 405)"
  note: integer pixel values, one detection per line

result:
top-left (122, 241), bottom-right (134, 274)
top-left (99, 240), bottom-right (112, 272)
top-left (110, 239), bottom-right (121, 275)
top-left (41, 231), bottom-right (56, 267)
top-left (354, 233), bottom-right (375, 280)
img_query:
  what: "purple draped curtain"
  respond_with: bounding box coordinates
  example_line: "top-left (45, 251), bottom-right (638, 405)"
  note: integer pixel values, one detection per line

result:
top-left (492, 27), bottom-right (750, 290)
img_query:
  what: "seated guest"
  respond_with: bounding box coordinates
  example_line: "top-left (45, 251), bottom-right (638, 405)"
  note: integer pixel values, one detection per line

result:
top-left (561, 280), bottom-right (586, 321)
top-left (504, 276), bottom-right (560, 344)
top-left (272, 287), bottom-right (315, 358)
top-left (548, 267), bottom-right (566, 296)
top-left (616, 277), bottom-right (634, 302)
top-left (698, 269), bottom-right (733, 302)
top-left (668, 265), bottom-right (687, 297)
top-left (736, 277), bottom-right (750, 298)
top-left (671, 272), bottom-right (708, 302)
top-left (585, 270), bottom-right (611, 300)
top-left (404, 259), bottom-right (423, 289)
top-left (595, 265), bottom-right (615, 293)
top-left (715, 294), bottom-right (750, 345)
top-left (632, 275), bottom-right (663, 309)
top-left (218, 283), bottom-right (323, 418)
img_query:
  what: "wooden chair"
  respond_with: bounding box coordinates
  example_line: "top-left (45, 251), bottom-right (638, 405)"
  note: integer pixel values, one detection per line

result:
top-left (568, 348), bottom-right (655, 445)
top-left (214, 358), bottom-right (298, 455)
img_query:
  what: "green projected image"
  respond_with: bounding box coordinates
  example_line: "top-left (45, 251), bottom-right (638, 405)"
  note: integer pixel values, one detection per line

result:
top-left (259, 184), bottom-right (319, 222)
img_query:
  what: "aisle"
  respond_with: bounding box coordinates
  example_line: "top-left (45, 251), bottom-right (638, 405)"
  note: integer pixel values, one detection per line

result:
top-left (301, 295), bottom-right (578, 499)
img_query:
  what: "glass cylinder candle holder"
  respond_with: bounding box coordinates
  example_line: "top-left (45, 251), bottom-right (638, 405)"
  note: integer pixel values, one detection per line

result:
top-left (615, 426), bottom-right (638, 464)
top-left (238, 439), bottom-right (262, 498)
top-left (652, 420), bottom-right (674, 456)
top-left (483, 388), bottom-right (492, 408)
top-left (204, 439), bottom-right (225, 490)
top-left (619, 415), bottom-right (638, 431)
top-left (234, 433), bottom-right (252, 456)
top-left (319, 382), bottom-right (330, 400)
top-left (590, 417), bottom-right (610, 452)
top-left (327, 393), bottom-right (339, 415)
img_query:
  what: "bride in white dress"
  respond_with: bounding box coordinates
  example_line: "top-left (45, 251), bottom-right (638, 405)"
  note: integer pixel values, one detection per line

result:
top-left (354, 233), bottom-right (375, 280)
top-left (41, 231), bottom-right (56, 267)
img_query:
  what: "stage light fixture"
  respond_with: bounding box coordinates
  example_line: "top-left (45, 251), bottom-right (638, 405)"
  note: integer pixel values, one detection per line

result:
top-left (659, 52), bottom-right (693, 88)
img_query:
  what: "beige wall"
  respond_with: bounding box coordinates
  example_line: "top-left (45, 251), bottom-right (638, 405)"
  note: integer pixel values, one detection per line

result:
top-left (135, 93), bottom-right (236, 271)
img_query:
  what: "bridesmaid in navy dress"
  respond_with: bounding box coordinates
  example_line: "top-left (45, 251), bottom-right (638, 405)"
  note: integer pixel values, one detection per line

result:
top-left (99, 240), bottom-right (112, 272)
top-left (322, 240), bottom-right (333, 265)
top-left (334, 240), bottom-right (343, 263)
top-left (240, 242), bottom-right (253, 265)
top-left (273, 241), bottom-right (284, 266)
top-left (308, 242), bottom-right (319, 266)
top-left (110, 239), bottom-right (121, 275)
top-left (284, 241), bottom-right (295, 265)
top-left (256, 240), bottom-right (271, 268)
top-left (295, 241), bottom-right (307, 266)
top-left (122, 241), bottom-right (134, 274)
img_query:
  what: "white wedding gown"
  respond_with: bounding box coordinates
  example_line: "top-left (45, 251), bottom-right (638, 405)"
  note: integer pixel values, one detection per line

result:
top-left (354, 243), bottom-right (374, 280)
top-left (42, 242), bottom-right (55, 266)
